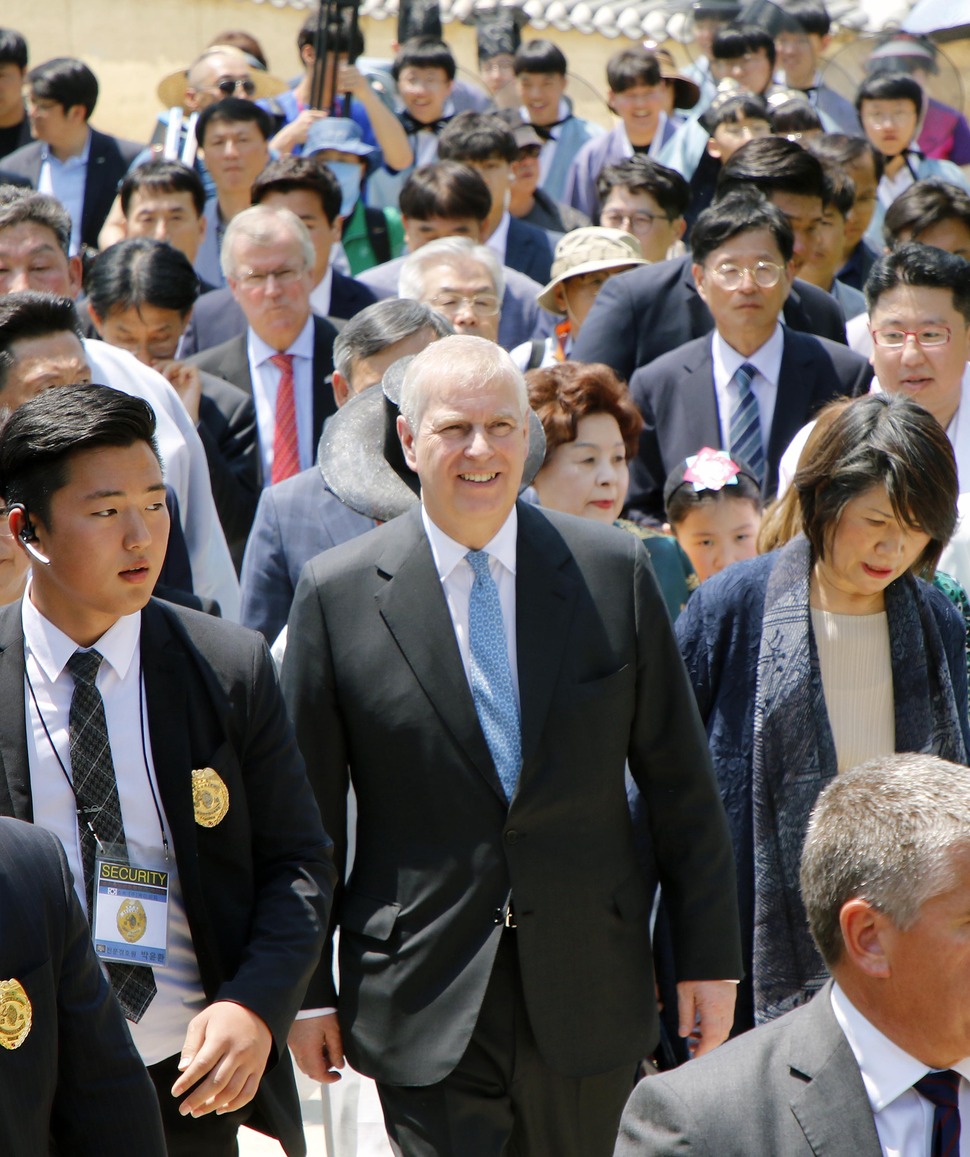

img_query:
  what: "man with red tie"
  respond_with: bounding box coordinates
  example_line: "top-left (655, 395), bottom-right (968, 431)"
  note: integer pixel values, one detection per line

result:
top-left (188, 204), bottom-right (338, 486)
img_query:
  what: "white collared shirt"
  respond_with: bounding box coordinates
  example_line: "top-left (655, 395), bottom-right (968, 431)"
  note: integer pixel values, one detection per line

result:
top-left (831, 983), bottom-right (970, 1155)
top-left (248, 314), bottom-right (317, 479)
top-left (421, 504), bottom-right (520, 706)
top-left (485, 209), bottom-right (512, 265)
top-left (711, 323), bottom-right (785, 458)
top-left (37, 129), bottom-right (91, 255)
top-left (22, 593), bottom-right (206, 1065)
top-left (309, 264), bottom-right (334, 318)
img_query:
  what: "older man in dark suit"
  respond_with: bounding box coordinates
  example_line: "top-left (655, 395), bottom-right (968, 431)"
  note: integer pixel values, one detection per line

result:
top-left (281, 334), bottom-right (742, 1156)
top-left (0, 816), bottom-right (167, 1156)
top-left (616, 753), bottom-right (970, 1156)
top-left (188, 204), bottom-right (339, 491)
top-left (627, 194), bottom-right (871, 521)
top-left (0, 384), bottom-right (334, 1156)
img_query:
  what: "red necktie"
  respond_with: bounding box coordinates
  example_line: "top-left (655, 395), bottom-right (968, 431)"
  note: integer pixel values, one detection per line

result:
top-left (270, 353), bottom-right (299, 484)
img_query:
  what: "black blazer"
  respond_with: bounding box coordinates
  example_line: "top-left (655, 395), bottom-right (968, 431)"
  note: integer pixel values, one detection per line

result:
top-left (187, 315), bottom-right (339, 457)
top-left (179, 271), bottom-right (377, 357)
top-left (505, 215), bottom-right (555, 285)
top-left (572, 255), bottom-right (849, 382)
top-left (615, 983), bottom-right (882, 1157)
top-left (0, 599), bottom-right (335, 1157)
top-left (281, 503), bottom-right (742, 1087)
top-left (0, 817), bottom-right (166, 1156)
top-left (626, 328), bottom-right (873, 521)
top-left (2, 128), bottom-right (141, 250)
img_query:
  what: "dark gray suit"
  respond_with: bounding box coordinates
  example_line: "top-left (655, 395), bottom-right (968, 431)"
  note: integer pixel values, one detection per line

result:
top-left (281, 503), bottom-right (741, 1145)
top-left (614, 983), bottom-right (882, 1156)
top-left (0, 817), bottom-right (166, 1156)
top-left (626, 328), bottom-right (874, 522)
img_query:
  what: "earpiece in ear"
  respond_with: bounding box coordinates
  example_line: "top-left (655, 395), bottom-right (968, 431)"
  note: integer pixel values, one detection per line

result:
top-left (7, 503), bottom-right (51, 566)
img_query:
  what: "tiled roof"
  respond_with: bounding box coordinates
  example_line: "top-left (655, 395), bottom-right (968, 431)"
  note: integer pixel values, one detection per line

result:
top-left (239, 0), bottom-right (923, 38)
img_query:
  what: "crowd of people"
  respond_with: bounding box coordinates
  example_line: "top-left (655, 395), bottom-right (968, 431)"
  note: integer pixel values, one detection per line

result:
top-left (1, 2), bottom-right (970, 1154)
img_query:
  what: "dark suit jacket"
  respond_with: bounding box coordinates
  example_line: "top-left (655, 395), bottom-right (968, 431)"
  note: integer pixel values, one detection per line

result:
top-left (195, 369), bottom-right (261, 570)
top-left (626, 328), bottom-right (873, 521)
top-left (614, 983), bottom-right (883, 1157)
top-left (187, 315), bottom-right (339, 464)
top-left (0, 817), bottom-right (166, 1157)
top-left (240, 467), bottom-right (373, 643)
top-left (0, 111), bottom-right (32, 161)
top-left (281, 503), bottom-right (742, 1087)
top-left (2, 128), bottom-right (141, 250)
top-left (505, 215), bottom-right (555, 285)
top-left (0, 599), bottom-right (335, 1157)
top-left (179, 271), bottom-right (377, 357)
top-left (573, 255), bottom-right (849, 382)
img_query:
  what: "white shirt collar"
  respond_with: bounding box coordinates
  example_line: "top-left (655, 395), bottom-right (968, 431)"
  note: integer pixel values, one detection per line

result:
top-left (309, 265), bottom-right (334, 317)
top-left (485, 209), bottom-right (512, 260)
top-left (831, 982), bottom-right (970, 1114)
top-left (22, 588), bottom-right (141, 684)
top-left (250, 313), bottom-right (315, 367)
top-left (421, 504), bottom-right (518, 584)
top-left (712, 321), bottom-right (785, 386)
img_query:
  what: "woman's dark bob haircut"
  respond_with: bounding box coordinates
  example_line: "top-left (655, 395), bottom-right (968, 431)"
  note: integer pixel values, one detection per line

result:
top-left (795, 393), bottom-right (957, 576)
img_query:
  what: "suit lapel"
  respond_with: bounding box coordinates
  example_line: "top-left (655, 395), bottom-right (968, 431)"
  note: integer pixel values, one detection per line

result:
top-left (375, 511), bottom-right (507, 802)
top-left (311, 317), bottom-right (337, 448)
top-left (225, 335), bottom-right (255, 396)
top-left (678, 343), bottom-right (723, 452)
top-left (788, 987), bottom-right (883, 1156)
top-left (515, 507), bottom-right (579, 771)
top-left (0, 605), bottom-right (31, 821)
top-left (80, 130), bottom-right (107, 250)
top-left (766, 331), bottom-right (814, 480)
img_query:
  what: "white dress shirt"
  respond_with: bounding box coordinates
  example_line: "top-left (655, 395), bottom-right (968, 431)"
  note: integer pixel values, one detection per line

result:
top-left (421, 504), bottom-right (520, 707)
top-left (83, 340), bottom-right (240, 620)
top-left (831, 983), bottom-right (970, 1155)
top-left (711, 323), bottom-right (785, 458)
top-left (22, 594), bottom-right (206, 1066)
top-left (309, 264), bottom-right (334, 318)
top-left (247, 314), bottom-right (317, 480)
top-left (37, 130), bottom-right (91, 255)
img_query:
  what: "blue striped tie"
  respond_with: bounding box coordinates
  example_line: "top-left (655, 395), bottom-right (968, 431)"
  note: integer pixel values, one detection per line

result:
top-left (466, 550), bottom-right (521, 801)
top-left (914, 1069), bottom-right (961, 1156)
top-left (729, 362), bottom-right (765, 487)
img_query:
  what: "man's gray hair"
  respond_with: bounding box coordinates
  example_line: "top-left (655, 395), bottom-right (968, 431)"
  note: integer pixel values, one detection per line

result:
top-left (398, 333), bottom-right (528, 432)
top-left (333, 298), bottom-right (453, 384)
top-left (800, 753), bottom-right (970, 967)
top-left (398, 236), bottom-right (506, 303)
top-left (220, 204), bottom-right (315, 280)
top-left (0, 188), bottom-right (72, 257)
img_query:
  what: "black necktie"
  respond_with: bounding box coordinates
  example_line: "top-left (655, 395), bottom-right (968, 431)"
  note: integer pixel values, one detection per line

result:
top-left (68, 649), bottom-right (157, 1022)
top-left (400, 111), bottom-right (453, 136)
top-left (913, 1069), bottom-right (961, 1157)
top-left (530, 117), bottom-right (568, 142)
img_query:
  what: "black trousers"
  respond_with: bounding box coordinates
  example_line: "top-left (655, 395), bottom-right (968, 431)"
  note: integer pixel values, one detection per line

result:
top-left (148, 1052), bottom-right (256, 1157)
top-left (376, 932), bottom-right (635, 1157)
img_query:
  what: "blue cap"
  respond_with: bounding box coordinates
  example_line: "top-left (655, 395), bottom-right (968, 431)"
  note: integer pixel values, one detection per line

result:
top-left (305, 117), bottom-right (376, 158)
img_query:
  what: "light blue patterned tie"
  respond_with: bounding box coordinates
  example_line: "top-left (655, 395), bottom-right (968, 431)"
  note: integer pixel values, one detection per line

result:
top-left (466, 550), bottom-right (521, 800)
top-left (729, 362), bottom-right (765, 487)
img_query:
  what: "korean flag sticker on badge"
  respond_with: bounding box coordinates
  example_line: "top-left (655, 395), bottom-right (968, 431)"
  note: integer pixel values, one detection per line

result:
top-left (0, 979), bottom-right (31, 1050)
top-left (192, 767), bottom-right (229, 828)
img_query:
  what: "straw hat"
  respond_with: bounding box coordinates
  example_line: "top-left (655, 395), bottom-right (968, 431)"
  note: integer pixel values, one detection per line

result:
top-left (537, 228), bottom-right (648, 314)
top-left (157, 46), bottom-right (288, 111)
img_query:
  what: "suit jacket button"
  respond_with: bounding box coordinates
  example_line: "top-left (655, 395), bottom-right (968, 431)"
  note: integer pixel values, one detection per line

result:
top-left (505, 830), bottom-right (519, 844)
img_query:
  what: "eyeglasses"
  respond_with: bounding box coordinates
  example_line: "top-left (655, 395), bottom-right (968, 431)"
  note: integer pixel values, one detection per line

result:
top-left (600, 210), bottom-right (669, 232)
top-left (708, 261), bottom-right (784, 289)
top-left (870, 326), bottom-right (952, 348)
top-left (429, 293), bottom-right (500, 316)
top-left (237, 266), bottom-right (304, 291)
top-left (861, 107), bottom-right (914, 128)
top-left (214, 77), bottom-right (257, 97)
top-left (517, 145), bottom-right (542, 160)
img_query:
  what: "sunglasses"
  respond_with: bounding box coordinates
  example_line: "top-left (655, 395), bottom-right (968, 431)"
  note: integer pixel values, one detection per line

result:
top-left (214, 77), bottom-right (257, 97)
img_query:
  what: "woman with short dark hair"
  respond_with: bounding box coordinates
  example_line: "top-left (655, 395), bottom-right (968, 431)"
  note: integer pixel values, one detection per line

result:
top-left (675, 392), bottom-right (969, 1034)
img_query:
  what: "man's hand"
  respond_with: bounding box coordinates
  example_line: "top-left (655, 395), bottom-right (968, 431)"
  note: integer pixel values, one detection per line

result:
top-left (156, 360), bottom-right (203, 425)
top-left (171, 1001), bottom-right (273, 1117)
top-left (270, 109), bottom-right (331, 154)
top-left (335, 63), bottom-right (367, 97)
top-left (676, 980), bottom-right (736, 1059)
top-left (288, 1013), bottom-right (345, 1084)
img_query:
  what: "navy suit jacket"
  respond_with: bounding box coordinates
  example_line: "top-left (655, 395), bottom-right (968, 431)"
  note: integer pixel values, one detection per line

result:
top-left (2, 128), bottom-right (141, 250)
top-left (0, 818), bottom-right (166, 1156)
top-left (626, 328), bottom-right (873, 521)
top-left (187, 315), bottom-right (339, 461)
top-left (180, 270), bottom-right (377, 357)
top-left (358, 255), bottom-right (553, 351)
top-left (505, 215), bottom-right (555, 285)
top-left (240, 467), bottom-right (373, 643)
top-left (615, 983), bottom-right (883, 1157)
top-left (573, 255), bottom-right (849, 383)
